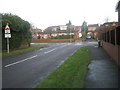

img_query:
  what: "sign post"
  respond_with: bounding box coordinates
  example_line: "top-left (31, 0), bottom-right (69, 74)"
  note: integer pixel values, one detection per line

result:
top-left (7, 38), bottom-right (9, 53)
top-left (5, 23), bottom-right (11, 53)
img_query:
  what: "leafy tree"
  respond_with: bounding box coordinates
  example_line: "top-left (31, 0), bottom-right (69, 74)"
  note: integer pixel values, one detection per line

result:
top-left (81, 21), bottom-right (88, 32)
top-left (81, 21), bottom-right (88, 40)
top-left (66, 20), bottom-right (72, 26)
top-left (1, 13), bottom-right (32, 51)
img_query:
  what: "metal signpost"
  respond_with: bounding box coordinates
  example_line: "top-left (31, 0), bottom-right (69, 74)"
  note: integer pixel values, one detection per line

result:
top-left (5, 23), bottom-right (11, 53)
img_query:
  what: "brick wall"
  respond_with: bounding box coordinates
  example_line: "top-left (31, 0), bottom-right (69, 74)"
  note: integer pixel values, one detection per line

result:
top-left (32, 39), bottom-right (75, 42)
top-left (102, 41), bottom-right (120, 65)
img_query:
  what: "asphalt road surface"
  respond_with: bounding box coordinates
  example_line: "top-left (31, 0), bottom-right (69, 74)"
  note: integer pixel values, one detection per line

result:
top-left (2, 41), bottom-right (98, 88)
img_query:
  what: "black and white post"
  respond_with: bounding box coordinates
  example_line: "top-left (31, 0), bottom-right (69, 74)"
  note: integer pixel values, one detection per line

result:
top-left (5, 23), bottom-right (11, 53)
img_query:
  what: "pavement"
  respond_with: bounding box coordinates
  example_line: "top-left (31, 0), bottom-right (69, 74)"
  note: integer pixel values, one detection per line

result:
top-left (85, 45), bottom-right (119, 88)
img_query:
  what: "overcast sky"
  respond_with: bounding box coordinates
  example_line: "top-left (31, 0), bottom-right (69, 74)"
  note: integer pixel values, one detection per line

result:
top-left (0, 0), bottom-right (119, 30)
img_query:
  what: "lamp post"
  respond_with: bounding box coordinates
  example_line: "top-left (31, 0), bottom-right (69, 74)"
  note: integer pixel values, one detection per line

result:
top-left (69, 26), bottom-right (72, 43)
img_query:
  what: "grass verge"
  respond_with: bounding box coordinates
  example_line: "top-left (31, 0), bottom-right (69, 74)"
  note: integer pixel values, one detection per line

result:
top-left (2, 46), bottom-right (44, 57)
top-left (35, 46), bottom-right (91, 88)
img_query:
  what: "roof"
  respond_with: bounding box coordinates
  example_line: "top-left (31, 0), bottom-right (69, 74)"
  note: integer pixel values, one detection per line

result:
top-left (88, 24), bottom-right (99, 27)
top-left (74, 26), bottom-right (81, 30)
top-left (116, 0), bottom-right (120, 11)
top-left (103, 22), bottom-right (118, 26)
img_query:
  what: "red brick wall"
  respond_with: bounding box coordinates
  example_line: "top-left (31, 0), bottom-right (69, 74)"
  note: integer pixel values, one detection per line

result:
top-left (102, 41), bottom-right (120, 65)
top-left (32, 39), bottom-right (75, 42)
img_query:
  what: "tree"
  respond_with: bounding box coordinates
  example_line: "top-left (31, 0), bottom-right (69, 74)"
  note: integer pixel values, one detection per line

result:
top-left (105, 17), bottom-right (110, 23)
top-left (81, 21), bottom-right (88, 32)
top-left (66, 20), bottom-right (72, 26)
top-left (1, 13), bottom-right (32, 51)
top-left (81, 21), bottom-right (88, 40)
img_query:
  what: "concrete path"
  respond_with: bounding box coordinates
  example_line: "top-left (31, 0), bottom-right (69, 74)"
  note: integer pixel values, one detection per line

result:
top-left (85, 45), bottom-right (119, 88)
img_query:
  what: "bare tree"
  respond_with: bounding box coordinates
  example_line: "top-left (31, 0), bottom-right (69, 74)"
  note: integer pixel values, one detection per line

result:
top-left (105, 17), bottom-right (110, 22)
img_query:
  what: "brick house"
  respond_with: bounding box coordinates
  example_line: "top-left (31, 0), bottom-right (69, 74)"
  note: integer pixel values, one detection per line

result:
top-left (43, 25), bottom-right (78, 39)
top-left (88, 24), bottom-right (99, 38)
top-left (30, 29), bottom-right (43, 39)
top-left (88, 24), bottom-right (99, 32)
top-left (43, 24), bottom-right (99, 39)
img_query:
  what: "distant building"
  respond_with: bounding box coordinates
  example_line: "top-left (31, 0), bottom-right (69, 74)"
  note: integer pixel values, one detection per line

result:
top-left (102, 22), bottom-right (118, 27)
top-left (30, 29), bottom-right (43, 39)
top-left (116, 0), bottom-right (120, 25)
top-left (88, 24), bottom-right (99, 32)
top-left (43, 25), bottom-right (76, 39)
top-left (42, 23), bottom-right (99, 39)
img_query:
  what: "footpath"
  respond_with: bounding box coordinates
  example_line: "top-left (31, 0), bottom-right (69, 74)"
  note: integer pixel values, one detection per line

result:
top-left (85, 45), bottom-right (119, 88)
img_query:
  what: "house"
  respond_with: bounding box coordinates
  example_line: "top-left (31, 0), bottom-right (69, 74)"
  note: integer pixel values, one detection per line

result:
top-left (42, 23), bottom-right (100, 39)
top-left (43, 25), bottom-right (77, 39)
top-left (30, 28), bottom-right (43, 39)
top-left (74, 26), bottom-right (82, 38)
top-left (116, 0), bottom-right (120, 25)
top-left (88, 24), bottom-right (99, 32)
top-left (102, 22), bottom-right (118, 27)
top-left (87, 24), bottom-right (99, 38)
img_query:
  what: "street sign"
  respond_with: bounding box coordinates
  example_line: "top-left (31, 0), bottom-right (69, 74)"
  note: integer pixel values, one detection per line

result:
top-left (5, 30), bottom-right (10, 33)
top-left (5, 24), bottom-right (10, 34)
top-left (5, 34), bottom-right (11, 38)
top-left (4, 23), bottom-right (11, 53)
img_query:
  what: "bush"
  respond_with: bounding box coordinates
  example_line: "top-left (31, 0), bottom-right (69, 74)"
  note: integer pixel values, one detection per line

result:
top-left (1, 13), bottom-right (32, 51)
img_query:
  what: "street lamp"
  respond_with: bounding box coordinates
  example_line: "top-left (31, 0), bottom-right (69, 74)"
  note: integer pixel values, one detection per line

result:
top-left (69, 26), bottom-right (72, 43)
top-left (70, 27), bottom-right (71, 43)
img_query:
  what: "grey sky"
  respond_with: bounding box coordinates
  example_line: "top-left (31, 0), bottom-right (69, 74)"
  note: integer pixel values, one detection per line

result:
top-left (0, 0), bottom-right (118, 30)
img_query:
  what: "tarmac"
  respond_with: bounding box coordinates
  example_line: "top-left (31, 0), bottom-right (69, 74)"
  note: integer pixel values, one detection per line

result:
top-left (85, 45), bottom-right (119, 88)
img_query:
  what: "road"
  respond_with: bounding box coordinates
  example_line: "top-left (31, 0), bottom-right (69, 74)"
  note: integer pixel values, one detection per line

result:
top-left (2, 41), bottom-right (98, 88)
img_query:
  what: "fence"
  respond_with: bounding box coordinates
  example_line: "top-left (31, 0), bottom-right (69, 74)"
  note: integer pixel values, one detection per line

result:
top-left (97, 26), bottom-right (120, 65)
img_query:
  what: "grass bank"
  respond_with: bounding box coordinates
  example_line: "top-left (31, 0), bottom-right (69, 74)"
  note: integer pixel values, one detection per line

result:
top-left (35, 46), bottom-right (91, 88)
top-left (2, 46), bottom-right (44, 57)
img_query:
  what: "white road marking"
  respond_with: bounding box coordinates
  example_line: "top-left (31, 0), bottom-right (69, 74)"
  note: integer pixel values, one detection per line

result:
top-left (39, 49), bottom-right (43, 50)
top-left (5, 55), bottom-right (38, 68)
top-left (44, 48), bottom-right (56, 54)
top-left (43, 44), bottom-right (70, 54)
top-left (4, 43), bottom-right (72, 67)
top-left (74, 43), bottom-right (82, 45)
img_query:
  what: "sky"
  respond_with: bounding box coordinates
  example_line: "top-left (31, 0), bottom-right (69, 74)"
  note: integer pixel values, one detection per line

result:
top-left (0, 0), bottom-right (119, 30)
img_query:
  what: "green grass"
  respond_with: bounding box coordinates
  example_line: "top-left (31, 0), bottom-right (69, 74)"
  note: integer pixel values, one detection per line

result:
top-left (2, 46), bottom-right (45, 57)
top-left (35, 46), bottom-right (91, 88)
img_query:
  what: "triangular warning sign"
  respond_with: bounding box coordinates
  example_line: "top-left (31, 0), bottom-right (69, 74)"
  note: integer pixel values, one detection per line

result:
top-left (5, 24), bottom-right (10, 30)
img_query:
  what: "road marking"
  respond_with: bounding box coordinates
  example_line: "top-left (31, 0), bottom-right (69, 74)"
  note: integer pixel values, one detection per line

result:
top-left (5, 55), bottom-right (38, 68)
top-left (39, 48), bottom-right (43, 50)
top-left (41, 43), bottom-right (71, 54)
top-left (44, 48), bottom-right (56, 54)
